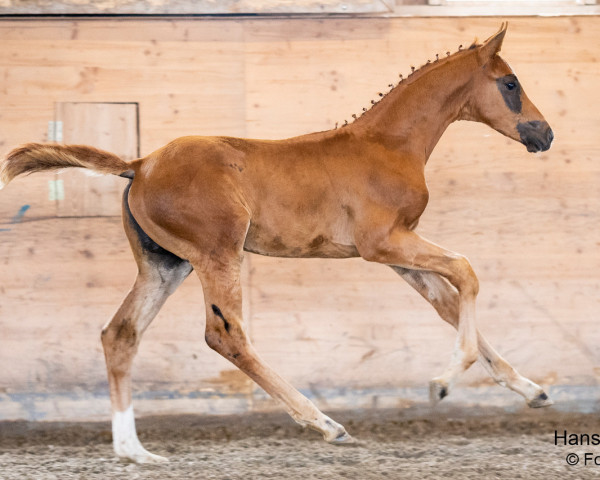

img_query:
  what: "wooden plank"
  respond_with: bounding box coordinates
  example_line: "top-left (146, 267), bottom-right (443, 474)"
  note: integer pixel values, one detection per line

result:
top-left (0, 20), bottom-right (247, 155)
top-left (0, 0), bottom-right (597, 16)
top-left (0, 173), bottom-right (57, 223)
top-left (0, 0), bottom-right (394, 15)
top-left (0, 0), bottom-right (392, 15)
top-left (55, 102), bottom-right (138, 217)
top-left (0, 98), bottom-right (56, 221)
top-left (0, 217), bottom-right (253, 420)
top-left (248, 256), bottom-right (600, 391)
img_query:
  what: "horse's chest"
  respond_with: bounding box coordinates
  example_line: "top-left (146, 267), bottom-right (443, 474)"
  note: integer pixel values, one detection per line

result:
top-left (365, 171), bottom-right (429, 230)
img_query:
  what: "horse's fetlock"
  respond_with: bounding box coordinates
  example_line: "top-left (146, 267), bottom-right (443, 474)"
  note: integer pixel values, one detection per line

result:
top-left (452, 336), bottom-right (478, 372)
top-left (464, 346), bottom-right (479, 367)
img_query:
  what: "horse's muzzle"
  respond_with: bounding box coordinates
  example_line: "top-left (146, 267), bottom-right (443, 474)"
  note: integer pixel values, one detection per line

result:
top-left (517, 121), bottom-right (554, 153)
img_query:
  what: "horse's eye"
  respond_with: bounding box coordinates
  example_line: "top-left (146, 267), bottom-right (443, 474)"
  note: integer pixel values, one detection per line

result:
top-left (505, 82), bottom-right (516, 91)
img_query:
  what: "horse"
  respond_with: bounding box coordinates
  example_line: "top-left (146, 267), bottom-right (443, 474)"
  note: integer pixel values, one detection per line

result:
top-left (0, 23), bottom-right (554, 463)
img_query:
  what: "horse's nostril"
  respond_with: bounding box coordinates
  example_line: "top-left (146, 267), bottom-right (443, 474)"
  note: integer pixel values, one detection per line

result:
top-left (547, 128), bottom-right (554, 144)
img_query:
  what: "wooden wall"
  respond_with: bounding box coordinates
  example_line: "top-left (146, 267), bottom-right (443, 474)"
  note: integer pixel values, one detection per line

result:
top-left (0, 16), bottom-right (598, 421)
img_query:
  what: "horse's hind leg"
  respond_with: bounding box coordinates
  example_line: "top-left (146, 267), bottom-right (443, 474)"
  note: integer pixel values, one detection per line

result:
top-left (391, 267), bottom-right (552, 407)
top-left (194, 250), bottom-right (352, 444)
top-left (101, 185), bottom-right (192, 463)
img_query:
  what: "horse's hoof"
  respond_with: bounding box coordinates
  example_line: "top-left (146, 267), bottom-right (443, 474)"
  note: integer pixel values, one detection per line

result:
top-left (117, 449), bottom-right (169, 464)
top-left (527, 391), bottom-right (553, 408)
top-left (327, 430), bottom-right (356, 445)
top-left (141, 452), bottom-right (169, 464)
top-left (429, 379), bottom-right (449, 405)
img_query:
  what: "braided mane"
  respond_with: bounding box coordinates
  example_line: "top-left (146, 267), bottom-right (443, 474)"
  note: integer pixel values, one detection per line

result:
top-left (335, 40), bottom-right (479, 129)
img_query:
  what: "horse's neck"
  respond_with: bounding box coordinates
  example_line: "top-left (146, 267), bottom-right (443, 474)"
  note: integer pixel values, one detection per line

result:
top-left (353, 55), bottom-right (476, 162)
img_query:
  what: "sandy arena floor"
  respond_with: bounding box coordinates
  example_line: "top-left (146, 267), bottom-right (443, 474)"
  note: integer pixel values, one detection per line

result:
top-left (2, 406), bottom-right (600, 479)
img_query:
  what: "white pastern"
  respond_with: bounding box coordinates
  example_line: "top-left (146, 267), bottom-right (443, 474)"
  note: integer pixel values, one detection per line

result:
top-left (112, 405), bottom-right (168, 463)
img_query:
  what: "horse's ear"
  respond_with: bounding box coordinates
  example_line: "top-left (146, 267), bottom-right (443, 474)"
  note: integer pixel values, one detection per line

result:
top-left (477, 22), bottom-right (508, 64)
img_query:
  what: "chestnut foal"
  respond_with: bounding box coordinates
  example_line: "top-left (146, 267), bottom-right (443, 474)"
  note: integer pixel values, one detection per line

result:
top-left (1, 24), bottom-right (554, 462)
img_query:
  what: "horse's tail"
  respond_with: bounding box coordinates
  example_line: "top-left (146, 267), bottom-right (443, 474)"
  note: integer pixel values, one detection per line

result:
top-left (0, 143), bottom-right (135, 189)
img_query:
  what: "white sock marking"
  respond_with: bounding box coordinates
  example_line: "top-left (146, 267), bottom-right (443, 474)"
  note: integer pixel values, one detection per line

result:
top-left (112, 405), bottom-right (167, 463)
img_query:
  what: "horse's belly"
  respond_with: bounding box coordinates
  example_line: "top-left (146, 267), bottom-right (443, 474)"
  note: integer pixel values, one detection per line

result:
top-left (243, 223), bottom-right (359, 259)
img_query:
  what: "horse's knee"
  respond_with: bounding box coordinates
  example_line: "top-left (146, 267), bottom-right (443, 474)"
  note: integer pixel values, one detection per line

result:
top-left (102, 317), bottom-right (138, 348)
top-left (449, 254), bottom-right (479, 298)
top-left (101, 317), bottom-right (140, 374)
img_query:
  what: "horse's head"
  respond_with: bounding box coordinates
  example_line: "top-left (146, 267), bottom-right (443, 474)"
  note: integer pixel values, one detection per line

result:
top-left (464, 23), bottom-right (554, 153)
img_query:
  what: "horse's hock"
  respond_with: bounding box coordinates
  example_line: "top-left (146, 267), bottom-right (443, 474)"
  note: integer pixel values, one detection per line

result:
top-left (0, 16), bottom-right (598, 428)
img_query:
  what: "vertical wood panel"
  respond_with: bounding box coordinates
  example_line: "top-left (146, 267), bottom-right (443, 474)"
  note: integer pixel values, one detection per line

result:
top-left (56, 102), bottom-right (138, 217)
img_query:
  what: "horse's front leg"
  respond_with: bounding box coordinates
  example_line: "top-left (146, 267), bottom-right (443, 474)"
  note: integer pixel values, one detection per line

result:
top-left (392, 267), bottom-right (552, 407)
top-left (357, 228), bottom-right (480, 403)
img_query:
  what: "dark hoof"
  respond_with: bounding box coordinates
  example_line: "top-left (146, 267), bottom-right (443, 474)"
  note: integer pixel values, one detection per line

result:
top-left (328, 431), bottom-right (356, 445)
top-left (429, 380), bottom-right (449, 405)
top-left (528, 392), bottom-right (553, 408)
